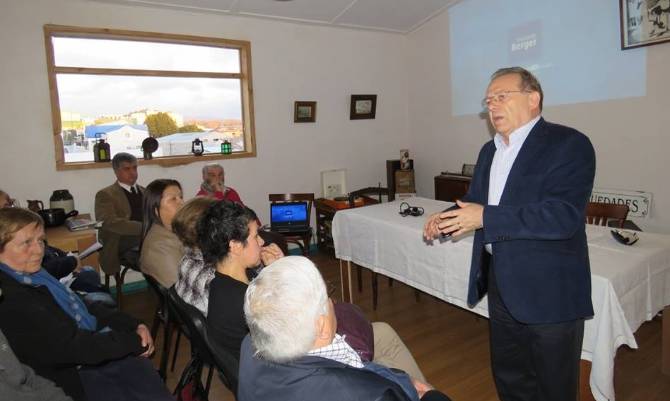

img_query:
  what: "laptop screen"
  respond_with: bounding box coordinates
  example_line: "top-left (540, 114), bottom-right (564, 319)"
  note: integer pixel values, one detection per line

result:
top-left (270, 202), bottom-right (308, 228)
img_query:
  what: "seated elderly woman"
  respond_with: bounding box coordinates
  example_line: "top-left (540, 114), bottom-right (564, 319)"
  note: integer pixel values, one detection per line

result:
top-left (240, 256), bottom-right (452, 401)
top-left (2, 189), bottom-right (113, 306)
top-left (173, 197), bottom-right (217, 315)
top-left (0, 208), bottom-right (173, 401)
top-left (140, 179), bottom-right (184, 288)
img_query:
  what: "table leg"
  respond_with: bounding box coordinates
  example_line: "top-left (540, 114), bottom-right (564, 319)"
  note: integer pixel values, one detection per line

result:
top-left (339, 260), bottom-right (353, 303)
top-left (663, 305), bottom-right (670, 376)
top-left (579, 360), bottom-right (595, 401)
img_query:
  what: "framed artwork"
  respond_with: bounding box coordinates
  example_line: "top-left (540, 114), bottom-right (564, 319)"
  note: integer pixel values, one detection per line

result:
top-left (294, 101), bottom-right (316, 123)
top-left (350, 94), bottom-right (377, 120)
top-left (461, 163), bottom-right (476, 177)
top-left (620, 0), bottom-right (670, 49)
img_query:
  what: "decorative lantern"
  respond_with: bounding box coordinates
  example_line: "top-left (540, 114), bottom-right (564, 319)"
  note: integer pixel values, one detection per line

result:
top-left (191, 138), bottom-right (204, 156)
top-left (93, 138), bottom-right (111, 162)
top-left (221, 140), bottom-right (232, 155)
top-left (141, 137), bottom-right (158, 160)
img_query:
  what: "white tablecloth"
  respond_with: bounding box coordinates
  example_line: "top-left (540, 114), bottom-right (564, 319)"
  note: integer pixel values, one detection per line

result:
top-left (332, 197), bottom-right (670, 401)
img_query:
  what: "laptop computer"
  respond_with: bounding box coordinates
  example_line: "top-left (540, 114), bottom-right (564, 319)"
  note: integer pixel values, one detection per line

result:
top-left (270, 202), bottom-right (309, 233)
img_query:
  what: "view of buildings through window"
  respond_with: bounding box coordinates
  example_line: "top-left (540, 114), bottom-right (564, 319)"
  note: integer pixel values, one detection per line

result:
top-left (45, 27), bottom-right (254, 166)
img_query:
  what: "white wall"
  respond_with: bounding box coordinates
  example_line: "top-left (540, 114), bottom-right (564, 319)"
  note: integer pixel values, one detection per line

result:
top-left (407, 10), bottom-right (670, 233)
top-left (0, 0), bottom-right (410, 225)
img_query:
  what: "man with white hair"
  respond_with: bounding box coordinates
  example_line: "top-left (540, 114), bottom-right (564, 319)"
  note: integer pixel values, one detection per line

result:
top-left (240, 256), bottom-right (452, 401)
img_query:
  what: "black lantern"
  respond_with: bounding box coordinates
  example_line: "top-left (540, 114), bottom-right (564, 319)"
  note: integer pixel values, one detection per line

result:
top-left (93, 138), bottom-right (111, 162)
top-left (221, 140), bottom-right (232, 155)
top-left (191, 138), bottom-right (204, 156)
top-left (141, 137), bottom-right (158, 160)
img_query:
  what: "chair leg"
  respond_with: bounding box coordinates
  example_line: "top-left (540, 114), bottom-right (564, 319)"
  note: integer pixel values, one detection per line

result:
top-left (302, 232), bottom-right (312, 256)
top-left (114, 272), bottom-right (123, 308)
top-left (388, 277), bottom-right (394, 287)
top-left (357, 266), bottom-right (363, 292)
top-left (205, 365), bottom-right (214, 396)
top-left (171, 328), bottom-right (182, 372)
top-left (150, 305), bottom-right (161, 340)
top-left (173, 357), bottom-right (197, 397)
top-left (158, 312), bottom-right (171, 380)
top-left (372, 272), bottom-right (379, 310)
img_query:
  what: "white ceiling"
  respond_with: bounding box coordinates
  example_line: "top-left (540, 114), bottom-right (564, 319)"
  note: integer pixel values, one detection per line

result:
top-left (89, 0), bottom-right (461, 34)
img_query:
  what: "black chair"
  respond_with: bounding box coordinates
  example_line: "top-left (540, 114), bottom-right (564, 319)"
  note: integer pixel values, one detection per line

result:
top-left (100, 243), bottom-right (141, 309)
top-left (585, 202), bottom-right (629, 228)
top-left (167, 287), bottom-right (239, 400)
top-left (143, 274), bottom-right (185, 380)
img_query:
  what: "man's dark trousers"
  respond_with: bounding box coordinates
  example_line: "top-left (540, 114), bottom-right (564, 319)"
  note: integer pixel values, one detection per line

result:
top-left (487, 264), bottom-right (584, 401)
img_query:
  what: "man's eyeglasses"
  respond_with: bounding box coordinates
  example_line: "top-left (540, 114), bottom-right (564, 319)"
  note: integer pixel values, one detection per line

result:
top-left (482, 90), bottom-right (528, 109)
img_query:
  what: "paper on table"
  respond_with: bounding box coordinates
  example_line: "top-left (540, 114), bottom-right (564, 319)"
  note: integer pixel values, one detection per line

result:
top-left (78, 241), bottom-right (103, 260)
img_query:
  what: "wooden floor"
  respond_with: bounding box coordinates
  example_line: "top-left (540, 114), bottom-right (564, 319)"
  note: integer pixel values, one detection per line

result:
top-left (122, 250), bottom-right (670, 401)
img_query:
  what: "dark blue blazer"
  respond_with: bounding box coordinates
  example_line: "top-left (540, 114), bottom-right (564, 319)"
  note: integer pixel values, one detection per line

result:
top-left (238, 336), bottom-right (410, 401)
top-left (463, 118), bottom-right (596, 324)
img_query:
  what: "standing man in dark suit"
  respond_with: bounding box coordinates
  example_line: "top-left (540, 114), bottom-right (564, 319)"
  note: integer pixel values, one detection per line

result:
top-left (424, 67), bottom-right (595, 401)
top-left (95, 153), bottom-right (145, 277)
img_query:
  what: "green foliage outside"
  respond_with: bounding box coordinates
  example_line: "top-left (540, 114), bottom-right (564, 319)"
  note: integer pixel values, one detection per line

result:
top-left (177, 124), bottom-right (204, 133)
top-left (144, 112), bottom-right (178, 137)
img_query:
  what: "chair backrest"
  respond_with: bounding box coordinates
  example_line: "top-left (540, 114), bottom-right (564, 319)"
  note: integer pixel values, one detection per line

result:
top-left (166, 287), bottom-right (239, 394)
top-left (585, 202), bottom-right (629, 228)
top-left (348, 186), bottom-right (389, 208)
top-left (143, 273), bottom-right (168, 299)
top-left (268, 193), bottom-right (315, 225)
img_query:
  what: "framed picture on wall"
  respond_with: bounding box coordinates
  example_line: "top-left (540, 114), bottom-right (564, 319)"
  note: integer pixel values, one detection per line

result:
top-left (620, 0), bottom-right (670, 49)
top-left (350, 94), bottom-right (377, 119)
top-left (294, 101), bottom-right (316, 123)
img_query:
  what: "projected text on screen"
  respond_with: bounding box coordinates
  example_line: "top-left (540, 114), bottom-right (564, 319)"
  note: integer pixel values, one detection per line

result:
top-left (448, 0), bottom-right (646, 116)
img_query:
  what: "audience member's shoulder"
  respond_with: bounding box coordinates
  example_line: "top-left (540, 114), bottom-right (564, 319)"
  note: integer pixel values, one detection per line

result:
top-left (96, 182), bottom-right (119, 196)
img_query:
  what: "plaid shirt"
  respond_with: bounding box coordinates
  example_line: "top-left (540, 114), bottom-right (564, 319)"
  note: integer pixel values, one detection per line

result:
top-left (174, 247), bottom-right (215, 315)
top-left (308, 334), bottom-right (364, 368)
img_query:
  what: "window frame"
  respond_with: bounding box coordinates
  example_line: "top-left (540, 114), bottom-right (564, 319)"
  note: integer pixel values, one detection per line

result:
top-left (44, 24), bottom-right (256, 171)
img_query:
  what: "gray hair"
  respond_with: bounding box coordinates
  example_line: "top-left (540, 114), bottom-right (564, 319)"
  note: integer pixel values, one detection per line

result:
top-left (244, 256), bottom-right (329, 362)
top-left (201, 163), bottom-right (223, 177)
top-left (491, 66), bottom-right (544, 111)
top-left (112, 152), bottom-right (137, 170)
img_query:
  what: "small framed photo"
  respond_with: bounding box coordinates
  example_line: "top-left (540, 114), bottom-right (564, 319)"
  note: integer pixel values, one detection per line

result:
top-left (620, 0), bottom-right (670, 49)
top-left (350, 94), bottom-right (377, 120)
top-left (461, 163), bottom-right (476, 177)
top-left (294, 101), bottom-right (316, 123)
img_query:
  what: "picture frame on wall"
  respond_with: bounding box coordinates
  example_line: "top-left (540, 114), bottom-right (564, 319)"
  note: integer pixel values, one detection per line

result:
top-left (620, 0), bottom-right (670, 49)
top-left (350, 94), bottom-right (377, 120)
top-left (294, 101), bottom-right (316, 123)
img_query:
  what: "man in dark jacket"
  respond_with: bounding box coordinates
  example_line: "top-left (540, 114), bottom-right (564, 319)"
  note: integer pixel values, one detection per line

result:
top-left (239, 256), bottom-right (451, 401)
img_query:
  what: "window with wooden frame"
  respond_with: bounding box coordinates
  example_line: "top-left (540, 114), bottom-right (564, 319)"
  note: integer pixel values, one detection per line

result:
top-left (44, 25), bottom-right (256, 170)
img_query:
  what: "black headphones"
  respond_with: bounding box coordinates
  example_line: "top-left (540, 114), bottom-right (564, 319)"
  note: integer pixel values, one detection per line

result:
top-left (399, 202), bottom-right (424, 217)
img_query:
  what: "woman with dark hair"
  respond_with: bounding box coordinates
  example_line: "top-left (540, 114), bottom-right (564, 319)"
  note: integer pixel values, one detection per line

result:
top-left (0, 208), bottom-right (173, 401)
top-left (198, 201), bottom-right (284, 362)
top-left (139, 179), bottom-right (184, 288)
